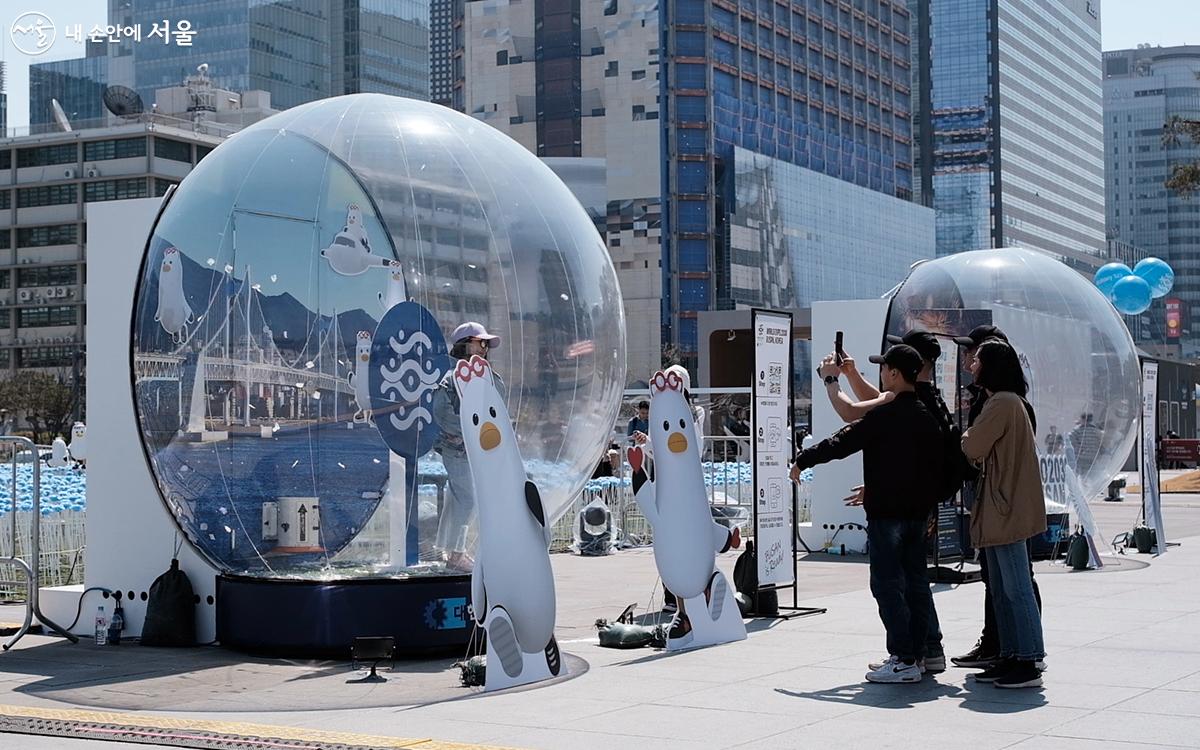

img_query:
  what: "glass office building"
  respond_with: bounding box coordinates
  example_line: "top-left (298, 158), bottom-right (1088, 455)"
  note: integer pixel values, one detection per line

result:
top-left (661, 0), bottom-right (916, 363)
top-left (28, 57), bottom-right (110, 130)
top-left (914, 0), bottom-right (1105, 259)
top-left (729, 146), bottom-right (933, 309)
top-left (32, 0), bottom-right (430, 129)
top-left (1104, 46), bottom-right (1200, 355)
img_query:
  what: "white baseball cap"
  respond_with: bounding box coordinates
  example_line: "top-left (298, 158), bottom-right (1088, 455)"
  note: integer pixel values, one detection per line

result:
top-left (451, 322), bottom-right (500, 349)
top-left (664, 364), bottom-right (691, 391)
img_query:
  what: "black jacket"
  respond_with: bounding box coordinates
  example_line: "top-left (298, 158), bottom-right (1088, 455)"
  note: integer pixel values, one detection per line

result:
top-left (793, 391), bottom-right (944, 520)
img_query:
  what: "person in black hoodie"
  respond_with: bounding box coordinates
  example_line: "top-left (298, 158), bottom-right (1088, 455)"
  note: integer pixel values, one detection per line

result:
top-left (791, 344), bottom-right (944, 684)
top-left (950, 325), bottom-right (1044, 671)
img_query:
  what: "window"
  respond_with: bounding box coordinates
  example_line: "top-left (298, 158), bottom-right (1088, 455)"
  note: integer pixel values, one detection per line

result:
top-left (18, 346), bottom-right (76, 368)
top-left (17, 184), bottom-right (77, 208)
top-left (0, 191), bottom-right (8, 210)
top-left (154, 178), bottom-right (178, 197)
top-left (604, 0), bottom-right (618, 14)
top-left (496, 50), bottom-right (509, 66)
top-left (84, 178), bottom-right (148, 202)
top-left (606, 60), bottom-right (619, 77)
top-left (0, 310), bottom-right (9, 328)
top-left (17, 143), bottom-right (76, 168)
top-left (18, 265), bottom-right (77, 287)
top-left (17, 224), bottom-right (77, 248)
top-left (0, 151), bottom-right (10, 170)
top-left (19, 306), bottom-right (77, 328)
top-left (0, 231), bottom-right (8, 250)
top-left (83, 137), bottom-right (147, 161)
top-left (0, 270), bottom-right (8, 289)
top-left (154, 138), bottom-right (192, 163)
top-left (632, 69), bottom-right (646, 80)
top-left (196, 145), bottom-right (214, 162)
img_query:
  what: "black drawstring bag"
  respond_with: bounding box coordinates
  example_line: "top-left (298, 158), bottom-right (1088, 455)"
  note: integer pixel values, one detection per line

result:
top-left (733, 540), bottom-right (777, 616)
top-left (141, 559), bottom-right (197, 647)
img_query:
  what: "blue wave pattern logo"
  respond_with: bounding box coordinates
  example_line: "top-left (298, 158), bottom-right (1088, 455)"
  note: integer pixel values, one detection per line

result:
top-left (368, 302), bottom-right (451, 459)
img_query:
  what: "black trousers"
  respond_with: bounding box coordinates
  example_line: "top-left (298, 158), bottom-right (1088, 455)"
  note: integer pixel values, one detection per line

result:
top-left (978, 540), bottom-right (1042, 653)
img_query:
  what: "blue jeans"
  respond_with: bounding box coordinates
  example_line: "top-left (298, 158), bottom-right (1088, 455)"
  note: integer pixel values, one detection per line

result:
top-left (435, 449), bottom-right (476, 554)
top-left (984, 541), bottom-right (1045, 661)
top-left (868, 518), bottom-right (934, 662)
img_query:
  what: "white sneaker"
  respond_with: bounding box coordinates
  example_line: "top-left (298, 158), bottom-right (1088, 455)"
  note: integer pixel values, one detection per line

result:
top-left (868, 655), bottom-right (899, 671)
top-left (866, 660), bottom-right (922, 684)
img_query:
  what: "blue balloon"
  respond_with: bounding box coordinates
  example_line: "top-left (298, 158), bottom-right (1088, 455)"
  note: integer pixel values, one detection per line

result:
top-left (1094, 262), bottom-right (1132, 297)
top-left (1112, 274), bottom-right (1153, 315)
top-left (1134, 257), bottom-right (1175, 299)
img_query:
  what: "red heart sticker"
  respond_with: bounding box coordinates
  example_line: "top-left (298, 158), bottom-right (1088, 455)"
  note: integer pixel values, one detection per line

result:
top-left (628, 446), bottom-right (644, 473)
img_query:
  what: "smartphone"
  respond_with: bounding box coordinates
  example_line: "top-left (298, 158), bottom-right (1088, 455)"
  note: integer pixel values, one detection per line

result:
top-left (834, 331), bottom-right (845, 365)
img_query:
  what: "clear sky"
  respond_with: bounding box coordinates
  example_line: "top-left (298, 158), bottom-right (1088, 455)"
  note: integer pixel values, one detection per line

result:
top-left (0, 1), bottom-right (1196, 132)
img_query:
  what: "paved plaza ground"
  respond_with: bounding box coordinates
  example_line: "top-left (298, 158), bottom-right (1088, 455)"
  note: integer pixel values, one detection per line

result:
top-left (1, 489), bottom-right (1199, 750)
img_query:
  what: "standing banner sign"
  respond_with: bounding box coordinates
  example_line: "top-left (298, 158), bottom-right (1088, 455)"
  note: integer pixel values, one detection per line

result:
top-left (1142, 361), bottom-right (1166, 553)
top-left (752, 310), bottom-right (795, 587)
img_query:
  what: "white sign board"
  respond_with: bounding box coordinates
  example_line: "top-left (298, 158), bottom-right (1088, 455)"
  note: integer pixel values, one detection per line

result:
top-left (1142, 361), bottom-right (1166, 553)
top-left (752, 309), bottom-right (795, 587)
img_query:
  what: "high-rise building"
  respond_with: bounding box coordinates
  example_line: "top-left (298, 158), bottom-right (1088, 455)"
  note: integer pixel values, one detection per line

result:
top-left (912, 0), bottom-right (1106, 261)
top-left (430, 0), bottom-right (455, 106)
top-left (0, 78), bottom-right (275, 375)
top-left (30, 1), bottom-right (430, 130)
top-left (455, 0), bottom-right (928, 376)
top-left (1104, 45), bottom-right (1200, 355)
top-left (458, 0), bottom-right (664, 379)
top-left (660, 0), bottom-right (917, 364)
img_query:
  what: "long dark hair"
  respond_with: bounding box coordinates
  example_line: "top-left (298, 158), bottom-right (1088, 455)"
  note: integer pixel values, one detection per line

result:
top-left (975, 340), bottom-right (1037, 433)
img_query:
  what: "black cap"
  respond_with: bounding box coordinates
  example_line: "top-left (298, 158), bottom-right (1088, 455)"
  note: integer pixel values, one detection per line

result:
top-left (868, 344), bottom-right (924, 380)
top-left (953, 324), bottom-right (1009, 349)
top-left (885, 329), bottom-right (941, 363)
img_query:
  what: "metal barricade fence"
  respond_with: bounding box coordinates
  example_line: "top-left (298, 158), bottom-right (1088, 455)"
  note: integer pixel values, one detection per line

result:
top-left (550, 434), bottom-right (763, 553)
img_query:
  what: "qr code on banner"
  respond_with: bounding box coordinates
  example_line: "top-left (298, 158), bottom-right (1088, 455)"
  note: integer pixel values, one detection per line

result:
top-left (768, 363), bottom-right (783, 396)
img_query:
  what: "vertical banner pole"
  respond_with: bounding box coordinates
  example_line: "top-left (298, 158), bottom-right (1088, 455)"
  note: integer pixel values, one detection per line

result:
top-left (752, 309), bottom-right (823, 618)
top-left (1142, 361), bottom-right (1166, 553)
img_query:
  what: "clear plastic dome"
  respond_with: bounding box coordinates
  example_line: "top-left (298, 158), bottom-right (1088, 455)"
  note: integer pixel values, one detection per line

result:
top-left (886, 248), bottom-right (1140, 510)
top-left (133, 95), bottom-right (626, 579)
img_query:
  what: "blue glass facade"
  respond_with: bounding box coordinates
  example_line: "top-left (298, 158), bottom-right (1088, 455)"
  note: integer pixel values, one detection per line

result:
top-left (916, 0), bottom-right (1105, 259)
top-left (28, 56), bottom-right (109, 129)
top-left (730, 146), bottom-right (933, 309)
top-left (31, 1), bottom-right (430, 126)
top-left (662, 0), bottom-right (915, 363)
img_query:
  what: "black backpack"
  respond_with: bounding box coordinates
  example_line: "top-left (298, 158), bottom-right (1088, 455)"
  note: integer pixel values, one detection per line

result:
top-left (141, 559), bottom-right (197, 647)
top-left (920, 385), bottom-right (967, 503)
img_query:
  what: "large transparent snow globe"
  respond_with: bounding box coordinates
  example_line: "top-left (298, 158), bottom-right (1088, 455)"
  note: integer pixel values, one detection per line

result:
top-left (133, 95), bottom-right (626, 580)
top-left (886, 248), bottom-right (1140, 511)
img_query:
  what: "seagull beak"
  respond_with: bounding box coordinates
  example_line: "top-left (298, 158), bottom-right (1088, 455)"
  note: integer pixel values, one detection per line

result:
top-left (668, 431), bottom-right (688, 454)
top-left (480, 421), bottom-right (502, 451)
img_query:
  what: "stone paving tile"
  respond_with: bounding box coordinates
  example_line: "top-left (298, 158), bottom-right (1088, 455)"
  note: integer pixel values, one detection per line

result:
top-left (1046, 709), bottom-right (1200, 748)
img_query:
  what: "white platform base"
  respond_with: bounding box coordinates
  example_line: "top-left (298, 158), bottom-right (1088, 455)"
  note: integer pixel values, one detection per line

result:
top-left (482, 607), bottom-right (561, 692)
top-left (666, 570), bottom-right (747, 652)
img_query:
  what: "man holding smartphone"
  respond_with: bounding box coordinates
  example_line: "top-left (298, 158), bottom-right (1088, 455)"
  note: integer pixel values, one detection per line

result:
top-left (791, 344), bottom-right (944, 683)
top-left (809, 328), bottom-right (959, 673)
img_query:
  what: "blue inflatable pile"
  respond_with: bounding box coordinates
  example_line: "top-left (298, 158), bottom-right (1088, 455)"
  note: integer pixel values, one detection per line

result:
top-left (0, 465), bottom-right (87, 517)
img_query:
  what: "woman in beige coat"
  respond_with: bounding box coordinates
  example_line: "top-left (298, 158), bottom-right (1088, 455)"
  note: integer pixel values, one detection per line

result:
top-left (961, 340), bottom-right (1046, 689)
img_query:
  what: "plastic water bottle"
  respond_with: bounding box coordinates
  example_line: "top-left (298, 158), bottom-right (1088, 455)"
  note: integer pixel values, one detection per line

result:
top-left (107, 605), bottom-right (124, 646)
top-left (94, 606), bottom-right (108, 646)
